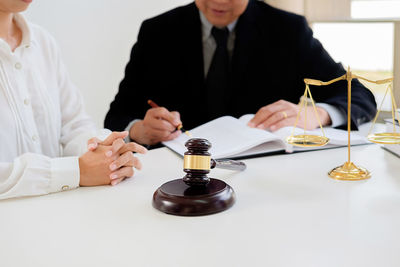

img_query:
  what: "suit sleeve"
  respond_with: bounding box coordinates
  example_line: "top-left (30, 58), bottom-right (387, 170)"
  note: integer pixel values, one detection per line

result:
top-left (296, 17), bottom-right (377, 129)
top-left (104, 21), bottom-right (154, 131)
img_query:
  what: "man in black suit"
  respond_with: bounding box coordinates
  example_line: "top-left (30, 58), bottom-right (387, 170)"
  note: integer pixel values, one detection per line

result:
top-left (104, 0), bottom-right (376, 146)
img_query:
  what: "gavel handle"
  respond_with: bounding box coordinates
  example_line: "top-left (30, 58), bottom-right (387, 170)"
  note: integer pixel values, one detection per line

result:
top-left (210, 159), bottom-right (246, 171)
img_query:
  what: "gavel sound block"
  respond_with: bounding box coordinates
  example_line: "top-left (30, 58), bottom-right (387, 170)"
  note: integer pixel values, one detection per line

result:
top-left (152, 138), bottom-right (239, 216)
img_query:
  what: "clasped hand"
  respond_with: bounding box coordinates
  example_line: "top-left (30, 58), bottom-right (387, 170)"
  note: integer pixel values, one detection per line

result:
top-left (79, 131), bottom-right (147, 186)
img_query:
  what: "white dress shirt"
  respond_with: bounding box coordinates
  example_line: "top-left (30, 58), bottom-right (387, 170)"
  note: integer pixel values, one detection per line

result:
top-left (199, 12), bottom-right (237, 77)
top-left (0, 14), bottom-right (109, 200)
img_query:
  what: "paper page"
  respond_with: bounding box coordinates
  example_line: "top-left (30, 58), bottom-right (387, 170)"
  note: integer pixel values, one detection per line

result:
top-left (239, 114), bottom-right (368, 151)
top-left (273, 127), bottom-right (367, 146)
top-left (162, 116), bottom-right (284, 159)
top-left (224, 140), bottom-right (286, 158)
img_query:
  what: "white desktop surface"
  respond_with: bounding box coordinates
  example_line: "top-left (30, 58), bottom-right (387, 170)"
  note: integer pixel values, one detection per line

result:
top-left (1, 144), bottom-right (400, 267)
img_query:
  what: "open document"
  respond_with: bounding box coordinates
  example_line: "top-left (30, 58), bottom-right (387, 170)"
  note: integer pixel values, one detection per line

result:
top-left (162, 115), bottom-right (369, 159)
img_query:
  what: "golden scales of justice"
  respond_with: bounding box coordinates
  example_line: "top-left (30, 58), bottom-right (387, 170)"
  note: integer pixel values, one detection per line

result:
top-left (286, 67), bottom-right (400, 180)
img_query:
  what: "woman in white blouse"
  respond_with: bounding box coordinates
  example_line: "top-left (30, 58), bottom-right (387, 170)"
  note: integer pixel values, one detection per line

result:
top-left (0, 0), bottom-right (147, 200)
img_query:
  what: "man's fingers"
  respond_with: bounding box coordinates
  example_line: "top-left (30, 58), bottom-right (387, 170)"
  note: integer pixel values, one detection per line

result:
top-left (270, 117), bottom-right (297, 131)
top-left (142, 109), bottom-right (183, 144)
top-left (147, 116), bottom-right (177, 132)
top-left (248, 103), bottom-right (281, 127)
top-left (257, 109), bottom-right (295, 130)
top-left (170, 111), bottom-right (182, 127)
top-left (248, 100), bottom-right (294, 128)
top-left (141, 126), bottom-right (180, 143)
top-left (149, 107), bottom-right (181, 127)
top-left (163, 130), bottom-right (181, 141)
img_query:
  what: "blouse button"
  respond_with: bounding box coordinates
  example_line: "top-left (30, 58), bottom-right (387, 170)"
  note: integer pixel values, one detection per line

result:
top-left (62, 185), bottom-right (70, 191)
top-left (15, 62), bottom-right (22, 70)
top-left (24, 98), bottom-right (30, 105)
top-left (32, 135), bottom-right (38, 142)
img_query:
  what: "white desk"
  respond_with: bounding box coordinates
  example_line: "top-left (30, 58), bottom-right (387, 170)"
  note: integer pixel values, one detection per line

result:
top-left (1, 144), bottom-right (400, 267)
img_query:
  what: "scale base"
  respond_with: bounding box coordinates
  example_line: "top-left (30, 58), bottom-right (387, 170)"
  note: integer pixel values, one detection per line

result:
top-left (152, 178), bottom-right (235, 216)
top-left (328, 161), bottom-right (371, 181)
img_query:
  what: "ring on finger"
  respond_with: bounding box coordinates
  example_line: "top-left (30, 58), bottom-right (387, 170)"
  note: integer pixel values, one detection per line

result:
top-left (281, 111), bottom-right (288, 119)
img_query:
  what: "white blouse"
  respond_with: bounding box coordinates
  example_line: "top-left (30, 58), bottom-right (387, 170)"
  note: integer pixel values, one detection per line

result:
top-left (0, 14), bottom-right (108, 200)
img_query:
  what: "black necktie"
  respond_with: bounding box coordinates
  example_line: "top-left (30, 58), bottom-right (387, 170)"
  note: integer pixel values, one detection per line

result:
top-left (206, 26), bottom-right (230, 119)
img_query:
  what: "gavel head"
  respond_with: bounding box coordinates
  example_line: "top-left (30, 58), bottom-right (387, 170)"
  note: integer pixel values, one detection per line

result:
top-left (183, 138), bottom-right (212, 186)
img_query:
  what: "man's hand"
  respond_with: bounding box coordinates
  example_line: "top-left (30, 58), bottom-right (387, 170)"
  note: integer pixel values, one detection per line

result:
top-left (247, 100), bottom-right (332, 131)
top-left (129, 107), bottom-right (182, 145)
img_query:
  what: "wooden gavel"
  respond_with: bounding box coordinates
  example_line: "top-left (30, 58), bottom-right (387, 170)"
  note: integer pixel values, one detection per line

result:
top-left (183, 138), bottom-right (246, 186)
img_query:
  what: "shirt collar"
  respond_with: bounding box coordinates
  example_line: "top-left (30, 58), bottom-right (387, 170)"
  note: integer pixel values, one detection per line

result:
top-left (0, 13), bottom-right (33, 52)
top-left (199, 11), bottom-right (238, 41)
top-left (13, 13), bottom-right (33, 48)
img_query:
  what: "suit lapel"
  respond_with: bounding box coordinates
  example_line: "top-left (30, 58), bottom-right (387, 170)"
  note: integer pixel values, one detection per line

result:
top-left (180, 3), bottom-right (205, 91)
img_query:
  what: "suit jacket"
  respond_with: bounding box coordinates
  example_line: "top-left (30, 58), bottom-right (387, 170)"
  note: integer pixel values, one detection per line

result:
top-left (104, 0), bottom-right (376, 132)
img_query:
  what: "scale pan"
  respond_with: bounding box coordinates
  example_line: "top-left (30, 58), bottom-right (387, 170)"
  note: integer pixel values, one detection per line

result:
top-left (286, 134), bottom-right (329, 147)
top-left (367, 132), bottom-right (400, 144)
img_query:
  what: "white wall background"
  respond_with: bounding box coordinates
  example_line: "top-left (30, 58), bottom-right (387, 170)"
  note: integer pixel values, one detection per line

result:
top-left (23, 0), bottom-right (191, 128)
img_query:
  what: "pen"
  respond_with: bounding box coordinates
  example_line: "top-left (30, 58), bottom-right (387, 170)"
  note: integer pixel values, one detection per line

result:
top-left (147, 99), bottom-right (192, 137)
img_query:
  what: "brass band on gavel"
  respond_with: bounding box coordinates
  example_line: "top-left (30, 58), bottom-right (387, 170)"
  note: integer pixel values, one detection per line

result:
top-left (183, 155), bottom-right (211, 170)
top-left (182, 139), bottom-right (246, 187)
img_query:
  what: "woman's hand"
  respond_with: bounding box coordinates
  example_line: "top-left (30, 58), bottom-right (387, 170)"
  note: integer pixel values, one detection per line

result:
top-left (81, 131), bottom-right (147, 186)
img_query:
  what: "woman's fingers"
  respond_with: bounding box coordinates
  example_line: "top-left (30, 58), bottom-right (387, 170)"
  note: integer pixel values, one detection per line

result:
top-left (109, 166), bottom-right (135, 185)
top-left (105, 138), bottom-right (125, 157)
top-left (101, 131), bottom-right (129, 146)
top-left (87, 137), bottom-right (102, 151)
top-left (109, 151), bottom-right (142, 171)
top-left (111, 177), bottom-right (125, 186)
top-left (118, 142), bottom-right (148, 155)
top-left (105, 140), bottom-right (147, 158)
top-left (87, 131), bottom-right (129, 151)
